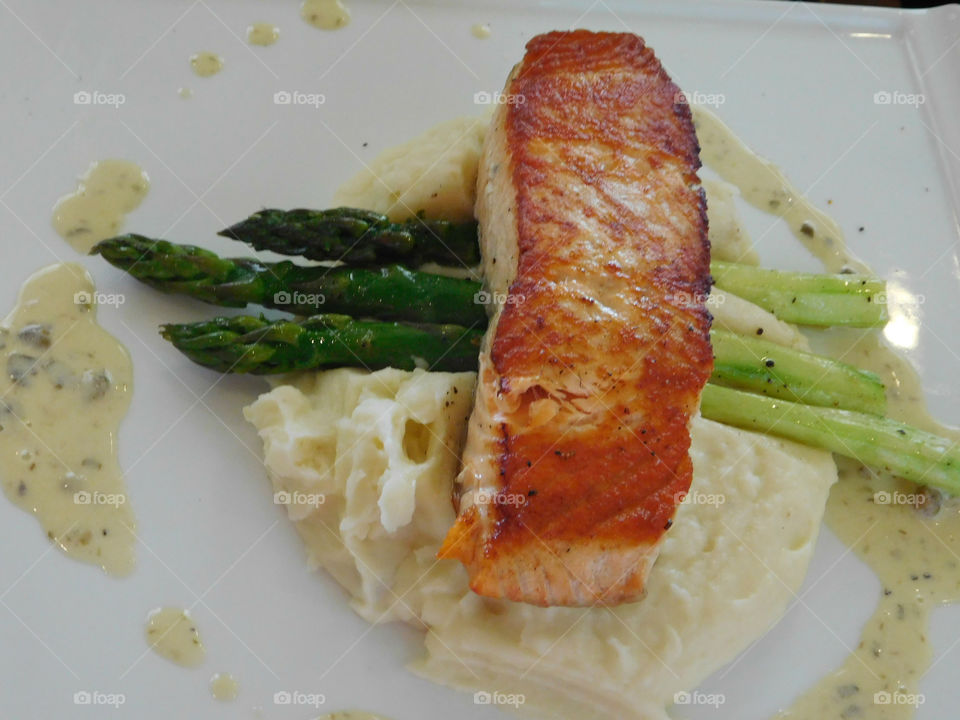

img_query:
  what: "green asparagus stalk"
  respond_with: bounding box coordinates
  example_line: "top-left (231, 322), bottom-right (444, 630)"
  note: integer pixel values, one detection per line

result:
top-left (700, 384), bottom-right (960, 495)
top-left (161, 305), bottom-right (885, 413)
top-left (218, 209), bottom-right (887, 326)
top-left (92, 235), bottom-right (486, 326)
top-left (160, 314), bottom-right (484, 374)
top-left (219, 207), bottom-right (481, 267)
top-left (710, 261), bottom-right (888, 327)
top-left (709, 328), bottom-right (886, 415)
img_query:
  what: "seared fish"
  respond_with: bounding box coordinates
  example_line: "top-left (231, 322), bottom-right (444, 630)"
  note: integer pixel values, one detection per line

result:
top-left (439, 30), bottom-right (712, 607)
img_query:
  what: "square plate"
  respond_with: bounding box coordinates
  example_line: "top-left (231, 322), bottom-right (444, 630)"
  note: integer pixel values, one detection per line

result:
top-left (0, 1), bottom-right (958, 718)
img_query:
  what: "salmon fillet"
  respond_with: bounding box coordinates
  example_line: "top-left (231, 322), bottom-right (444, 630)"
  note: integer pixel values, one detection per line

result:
top-left (439, 30), bottom-right (712, 607)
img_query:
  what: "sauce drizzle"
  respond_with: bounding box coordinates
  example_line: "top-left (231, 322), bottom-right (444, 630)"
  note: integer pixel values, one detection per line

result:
top-left (0, 263), bottom-right (135, 575)
top-left (301, 0), bottom-right (351, 30)
top-left (145, 607), bottom-right (206, 667)
top-left (52, 160), bottom-right (149, 253)
top-left (190, 51), bottom-right (224, 78)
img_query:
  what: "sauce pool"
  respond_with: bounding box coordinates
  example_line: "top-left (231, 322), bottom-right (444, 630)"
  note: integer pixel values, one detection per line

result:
top-left (0, 263), bottom-right (136, 575)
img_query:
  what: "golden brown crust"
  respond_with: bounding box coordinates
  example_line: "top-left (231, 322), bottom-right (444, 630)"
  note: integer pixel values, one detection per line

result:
top-left (440, 31), bottom-right (712, 607)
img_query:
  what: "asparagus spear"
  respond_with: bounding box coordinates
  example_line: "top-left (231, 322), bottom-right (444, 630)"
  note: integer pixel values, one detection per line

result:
top-left (709, 328), bottom-right (886, 415)
top-left (160, 314), bottom-right (484, 374)
top-left (219, 207), bottom-right (481, 267)
top-left (162, 306), bottom-right (885, 414)
top-left (219, 209), bottom-right (886, 326)
top-left (92, 235), bottom-right (486, 326)
top-left (700, 384), bottom-right (960, 495)
top-left (710, 261), bottom-right (888, 327)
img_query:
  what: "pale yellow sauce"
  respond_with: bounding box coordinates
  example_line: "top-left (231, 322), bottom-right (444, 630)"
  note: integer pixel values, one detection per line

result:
top-left (247, 23), bottom-right (279, 47)
top-left (301, 0), bottom-right (350, 30)
top-left (178, 87), bottom-right (193, 99)
top-left (0, 264), bottom-right (135, 575)
top-left (315, 714), bottom-right (390, 720)
top-left (145, 607), bottom-right (205, 667)
top-left (210, 672), bottom-right (239, 701)
top-left (51, 160), bottom-right (149, 253)
top-left (471, 23), bottom-right (491, 39)
top-left (696, 107), bottom-right (960, 720)
top-left (693, 107), bottom-right (867, 275)
top-left (190, 51), bottom-right (223, 78)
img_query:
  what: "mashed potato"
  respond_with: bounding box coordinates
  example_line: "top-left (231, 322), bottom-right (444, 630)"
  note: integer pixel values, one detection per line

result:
top-left (333, 116), bottom-right (488, 223)
top-left (244, 117), bottom-right (838, 719)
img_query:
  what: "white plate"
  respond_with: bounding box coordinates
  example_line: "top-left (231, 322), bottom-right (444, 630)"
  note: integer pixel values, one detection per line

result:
top-left (1, 1), bottom-right (958, 718)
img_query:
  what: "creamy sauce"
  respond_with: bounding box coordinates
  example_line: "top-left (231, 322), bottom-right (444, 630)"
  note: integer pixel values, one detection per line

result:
top-left (145, 607), bottom-right (205, 667)
top-left (301, 0), bottom-right (350, 30)
top-left (0, 264), bottom-right (135, 575)
top-left (471, 23), bottom-right (491, 39)
top-left (52, 160), bottom-right (149, 253)
top-left (693, 107), bottom-right (867, 275)
top-left (695, 107), bottom-right (960, 720)
top-left (247, 23), bottom-right (279, 46)
top-left (190, 51), bottom-right (223, 78)
top-left (178, 87), bottom-right (193, 99)
top-left (210, 672), bottom-right (239, 701)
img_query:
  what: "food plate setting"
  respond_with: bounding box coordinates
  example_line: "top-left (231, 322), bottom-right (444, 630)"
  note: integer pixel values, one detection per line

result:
top-left (1, 1), bottom-right (959, 719)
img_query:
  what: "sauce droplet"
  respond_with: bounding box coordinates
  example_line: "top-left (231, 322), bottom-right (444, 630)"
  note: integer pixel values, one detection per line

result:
top-left (51, 160), bottom-right (149, 253)
top-left (145, 607), bottom-right (206, 667)
top-left (247, 22), bottom-right (279, 46)
top-left (210, 672), bottom-right (239, 701)
top-left (300, 0), bottom-right (351, 30)
top-left (0, 264), bottom-right (136, 575)
top-left (471, 23), bottom-right (491, 39)
top-left (178, 87), bottom-right (193, 99)
top-left (190, 51), bottom-right (224, 78)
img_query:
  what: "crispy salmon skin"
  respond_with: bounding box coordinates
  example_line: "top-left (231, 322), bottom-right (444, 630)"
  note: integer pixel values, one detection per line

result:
top-left (439, 30), bottom-right (712, 607)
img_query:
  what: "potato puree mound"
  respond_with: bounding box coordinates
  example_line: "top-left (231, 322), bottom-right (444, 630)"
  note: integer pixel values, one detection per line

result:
top-left (243, 117), bottom-right (838, 719)
top-left (333, 116), bottom-right (487, 223)
top-left (245, 369), bottom-right (836, 720)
